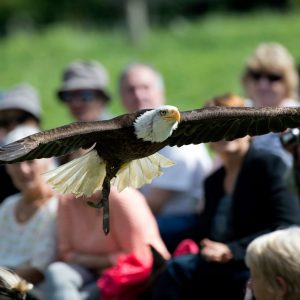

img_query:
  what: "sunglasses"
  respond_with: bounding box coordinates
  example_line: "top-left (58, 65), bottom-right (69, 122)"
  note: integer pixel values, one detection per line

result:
top-left (248, 71), bottom-right (283, 83)
top-left (0, 112), bottom-right (32, 128)
top-left (58, 90), bottom-right (101, 103)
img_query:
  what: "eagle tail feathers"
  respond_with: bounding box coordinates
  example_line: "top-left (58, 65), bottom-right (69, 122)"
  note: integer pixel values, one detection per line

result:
top-left (111, 153), bottom-right (174, 192)
top-left (43, 150), bottom-right (106, 197)
top-left (43, 150), bottom-right (174, 198)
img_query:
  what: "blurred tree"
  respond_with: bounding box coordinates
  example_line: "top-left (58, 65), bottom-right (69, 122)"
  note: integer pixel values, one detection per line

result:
top-left (288, 0), bottom-right (300, 10)
top-left (125, 0), bottom-right (149, 45)
top-left (0, 0), bottom-right (296, 37)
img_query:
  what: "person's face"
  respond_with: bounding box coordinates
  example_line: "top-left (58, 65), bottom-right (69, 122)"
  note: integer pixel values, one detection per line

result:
top-left (120, 67), bottom-right (165, 112)
top-left (209, 137), bottom-right (250, 156)
top-left (248, 268), bottom-right (279, 300)
top-left (60, 90), bottom-right (107, 122)
top-left (6, 158), bottom-right (51, 192)
top-left (244, 69), bottom-right (287, 107)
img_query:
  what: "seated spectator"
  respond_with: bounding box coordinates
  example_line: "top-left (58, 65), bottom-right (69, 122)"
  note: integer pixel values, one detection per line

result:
top-left (0, 84), bottom-right (41, 204)
top-left (119, 62), bottom-right (212, 252)
top-left (241, 42), bottom-right (300, 168)
top-left (0, 126), bottom-right (58, 299)
top-left (280, 129), bottom-right (300, 197)
top-left (245, 226), bottom-right (300, 300)
top-left (57, 60), bottom-right (112, 122)
top-left (149, 94), bottom-right (300, 300)
top-left (45, 188), bottom-right (170, 300)
top-left (56, 60), bottom-right (113, 164)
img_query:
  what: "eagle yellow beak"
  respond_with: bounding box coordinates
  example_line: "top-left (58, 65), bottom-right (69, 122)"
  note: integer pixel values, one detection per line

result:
top-left (165, 109), bottom-right (181, 122)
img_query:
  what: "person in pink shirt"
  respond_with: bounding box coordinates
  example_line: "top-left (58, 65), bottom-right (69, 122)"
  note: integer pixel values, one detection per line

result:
top-left (45, 187), bottom-right (170, 300)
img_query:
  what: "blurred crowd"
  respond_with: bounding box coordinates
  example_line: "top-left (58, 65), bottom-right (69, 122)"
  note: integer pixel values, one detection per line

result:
top-left (1, 41), bottom-right (300, 300)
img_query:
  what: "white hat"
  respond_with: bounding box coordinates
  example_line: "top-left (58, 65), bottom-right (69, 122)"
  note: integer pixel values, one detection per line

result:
top-left (57, 60), bottom-right (111, 101)
top-left (0, 84), bottom-right (41, 121)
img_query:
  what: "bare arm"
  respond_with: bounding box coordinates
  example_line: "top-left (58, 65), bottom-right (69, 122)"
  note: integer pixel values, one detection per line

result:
top-left (15, 265), bottom-right (44, 285)
top-left (200, 239), bottom-right (233, 263)
top-left (144, 187), bottom-right (173, 214)
top-left (65, 253), bottom-right (114, 271)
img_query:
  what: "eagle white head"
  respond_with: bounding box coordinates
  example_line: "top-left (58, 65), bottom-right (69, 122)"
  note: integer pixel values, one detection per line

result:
top-left (134, 105), bottom-right (180, 142)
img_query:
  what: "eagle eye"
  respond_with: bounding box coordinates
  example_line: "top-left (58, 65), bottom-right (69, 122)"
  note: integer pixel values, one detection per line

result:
top-left (160, 110), bottom-right (167, 116)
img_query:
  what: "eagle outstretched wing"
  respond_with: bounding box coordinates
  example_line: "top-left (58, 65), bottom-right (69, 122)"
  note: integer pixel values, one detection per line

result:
top-left (1, 106), bottom-right (300, 164)
top-left (167, 106), bottom-right (300, 147)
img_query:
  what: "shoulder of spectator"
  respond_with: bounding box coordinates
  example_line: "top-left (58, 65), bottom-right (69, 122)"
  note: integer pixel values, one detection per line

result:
top-left (247, 145), bottom-right (288, 172)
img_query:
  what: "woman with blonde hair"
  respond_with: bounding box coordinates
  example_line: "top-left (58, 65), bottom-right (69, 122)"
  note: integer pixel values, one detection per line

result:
top-left (242, 43), bottom-right (300, 169)
top-left (245, 226), bottom-right (300, 300)
top-left (242, 42), bottom-right (299, 108)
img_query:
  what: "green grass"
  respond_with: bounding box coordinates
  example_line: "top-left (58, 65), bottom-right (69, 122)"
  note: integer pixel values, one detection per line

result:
top-left (1, 11), bottom-right (300, 129)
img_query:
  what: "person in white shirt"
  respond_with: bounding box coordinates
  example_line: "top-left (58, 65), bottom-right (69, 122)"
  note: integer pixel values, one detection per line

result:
top-left (119, 62), bottom-right (212, 252)
top-left (0, 126), bottom-right (58, 299)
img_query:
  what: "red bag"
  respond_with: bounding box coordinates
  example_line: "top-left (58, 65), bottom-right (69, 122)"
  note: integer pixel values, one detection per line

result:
top-left (97, 254), bottom-right (152, 300)
top-left (173, 239), bottom-right (199, 257)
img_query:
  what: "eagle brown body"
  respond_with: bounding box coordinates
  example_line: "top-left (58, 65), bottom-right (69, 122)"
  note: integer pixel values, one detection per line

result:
top-left (94, 125), bottom-right (166, 163)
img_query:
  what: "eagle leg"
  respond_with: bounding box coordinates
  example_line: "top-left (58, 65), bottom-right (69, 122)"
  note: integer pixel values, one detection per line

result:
top-left (102, 177), bottom-right (111, 235)
top-left (86, 177), bottom-right (111, 235)
top-left (101, 161), bottom-right (122, 234)
top-left (87, 174), bottom-right (113, 234)
top-left (91, 160), bottom-right (122, 235)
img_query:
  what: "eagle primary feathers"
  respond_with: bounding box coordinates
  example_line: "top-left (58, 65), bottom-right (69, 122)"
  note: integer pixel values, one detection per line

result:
top-left (1, 105), bottom-right (300, 234)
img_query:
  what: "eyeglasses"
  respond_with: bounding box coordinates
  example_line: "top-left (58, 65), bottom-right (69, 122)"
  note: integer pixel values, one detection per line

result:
top-left (58, 90), bottom-right (101, 103)
top-left (248, 71), bottom-right (283, 83)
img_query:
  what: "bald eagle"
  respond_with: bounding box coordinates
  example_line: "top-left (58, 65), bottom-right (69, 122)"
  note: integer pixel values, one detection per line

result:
top-left (1, 105), bottom-right (300, 233)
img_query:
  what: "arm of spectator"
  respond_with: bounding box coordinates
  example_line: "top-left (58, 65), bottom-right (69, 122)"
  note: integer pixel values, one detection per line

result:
top-left (144, 187), bottom-right (173, 214)
top-left (15, 265), bottom-right (44, 285)
top-left (57, 196), bottom-right (76, 262)
top-left (64, 253), bottom-right (115, 274)
top-left (200, 238), bottom-right (233, 263)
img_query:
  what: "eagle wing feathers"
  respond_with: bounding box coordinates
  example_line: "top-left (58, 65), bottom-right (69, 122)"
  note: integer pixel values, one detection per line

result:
top-left (1, 106), bottom-right (300, 163)
top-left (0, 112), bottom-right (139, 163)
top-left (167, 106), bottom-right (300, 146)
